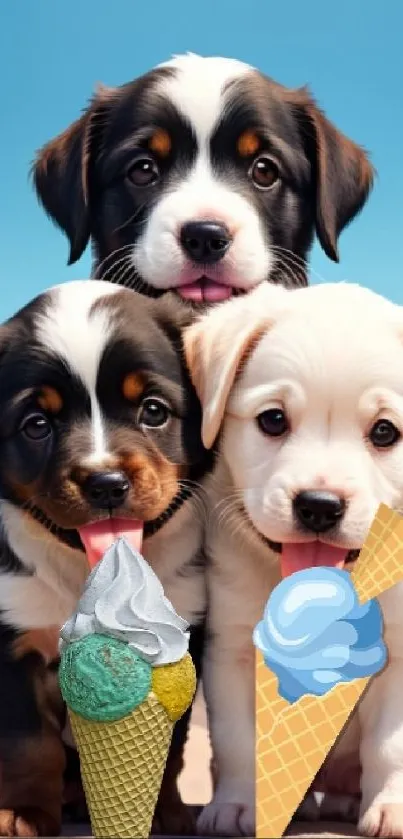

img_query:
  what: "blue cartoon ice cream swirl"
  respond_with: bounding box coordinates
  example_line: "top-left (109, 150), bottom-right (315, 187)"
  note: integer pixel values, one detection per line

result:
top-left (253, 567), bottom-right (387, 703)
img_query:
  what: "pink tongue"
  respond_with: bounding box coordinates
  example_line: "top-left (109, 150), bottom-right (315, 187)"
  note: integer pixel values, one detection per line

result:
top-left (281, 543), bottom-right (347, 579)
top-left (79, 519), bottom-right (143, 569)
top-left (178, 279), bottom-right (233, 302)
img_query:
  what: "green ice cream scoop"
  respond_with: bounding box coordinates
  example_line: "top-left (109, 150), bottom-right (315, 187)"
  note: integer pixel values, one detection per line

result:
top-left (59, 634), bottom-right (152, 722)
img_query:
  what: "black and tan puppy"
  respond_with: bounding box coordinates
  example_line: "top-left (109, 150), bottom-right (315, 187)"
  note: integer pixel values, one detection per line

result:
top-left (33, 53), bottom-right (373, 301)
top-left (0, 280), bottom-right (211, 836)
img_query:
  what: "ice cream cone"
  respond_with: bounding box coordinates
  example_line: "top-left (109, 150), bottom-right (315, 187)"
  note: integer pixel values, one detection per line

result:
top-left (69, 692), bottom-right (172, 839)
top-left (59, 538), bottom-right (196, 839)
top-left (256, 504), bottom-right (403, 838)
top-left (256, 650), bottom-right (369, 838)
top-left (63, 650), bottom-right (195, 839)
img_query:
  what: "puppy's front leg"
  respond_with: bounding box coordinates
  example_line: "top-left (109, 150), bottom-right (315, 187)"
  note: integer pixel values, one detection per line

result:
top-left (152, 562), bottom-right (206, 836)
top-left (198, 622), bottom-right (256, 837)
top-left (153, 622), bottom-right (205, 837)
top-left (0, 631), bottom-right (66, 837)
top-left (359, 589), bottom-right (403, 838)
top-left (198, 530), bottom-right (275, 838)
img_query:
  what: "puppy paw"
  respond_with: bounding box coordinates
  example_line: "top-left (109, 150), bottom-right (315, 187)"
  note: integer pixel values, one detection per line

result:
top-left (0, 808), bottom-right (59, 838)
top-left (359, 802), bottom-right (403, 838)
top-left (197, 800), bottom-right (255, 836)
top-left (152, 800), bottom-right (196, 836)
top-left (319, 792), bottom-right (360, 823)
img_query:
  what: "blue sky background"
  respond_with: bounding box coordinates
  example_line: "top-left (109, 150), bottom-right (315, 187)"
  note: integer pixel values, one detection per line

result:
top-left (1, 0), bottom-right (402, 319)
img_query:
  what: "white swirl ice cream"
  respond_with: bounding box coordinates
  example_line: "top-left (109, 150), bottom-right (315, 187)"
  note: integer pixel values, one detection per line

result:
top-left (60, 537), bottom-right (189, 665)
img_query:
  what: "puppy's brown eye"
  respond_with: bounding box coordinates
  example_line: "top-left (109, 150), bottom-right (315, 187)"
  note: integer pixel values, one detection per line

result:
top-left (249, 156), bottom-right (279, 190)
top-left (138, 398), bottom-right (170, 429)
top-left (257, 408), bottom-right (288, 437)
top-left (127, 156), bottom-right (160, 187)
top-left (20, 412), bottom-right (52, 441)
top-left (369, 419), bottom-right (400, 449)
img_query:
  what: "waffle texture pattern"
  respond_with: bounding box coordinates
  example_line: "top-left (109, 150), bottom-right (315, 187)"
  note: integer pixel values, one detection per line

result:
top-left (256, 504), bottom-right (403, 838)
top-left (69, 692), bottom-right (172, 839)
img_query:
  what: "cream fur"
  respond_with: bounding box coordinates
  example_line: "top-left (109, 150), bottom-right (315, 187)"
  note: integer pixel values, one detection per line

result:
top-left (185, 282), bottom-right (403, 838)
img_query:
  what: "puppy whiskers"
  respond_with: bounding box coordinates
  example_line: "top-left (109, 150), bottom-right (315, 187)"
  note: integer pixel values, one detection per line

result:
top-left (116, 262), bottom-right (149, 293)
top-left (98, 252), bottom-right (134, 284)
top-left (271, 255), bottom-right (306, 288)
top-left (216, 497), bottom-right (244, 528)
top-left (95, 245), bottom-right (134, 281)
top-left (111, 203), bottom-right (148, 236)
top-left (178, 480), bottom-right (208, 524)
top-left (222, 505), bottom-right (255, 545)
top-left (271, 246), bottom-right (327, 286)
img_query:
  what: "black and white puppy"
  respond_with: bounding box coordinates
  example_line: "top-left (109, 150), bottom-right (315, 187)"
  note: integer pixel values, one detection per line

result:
top-left (33, 53), bottom-right (373, 302)
top-left (0, 281), bottom-right (211, 837)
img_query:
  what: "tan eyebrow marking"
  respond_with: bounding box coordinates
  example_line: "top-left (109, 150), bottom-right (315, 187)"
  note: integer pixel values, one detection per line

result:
top-left (122, 372), bottom-right (146, 402)
top-left (148, 129), bottom-right (172, 158)
top-left (237, 130), bottom-right (261, 157)
top-left (37, 386), bottom-right (63, 414)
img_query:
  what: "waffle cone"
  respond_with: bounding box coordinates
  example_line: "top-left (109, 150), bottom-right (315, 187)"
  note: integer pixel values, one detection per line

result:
top-left (256, 504), bottom-right (403, 838)
top-left (69, 691), bottom-right (172, 839)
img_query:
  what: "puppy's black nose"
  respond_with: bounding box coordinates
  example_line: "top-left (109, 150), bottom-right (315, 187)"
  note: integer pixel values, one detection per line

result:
top-left (293, 490), bottom-right (346, 534)
top-left (83, 472), bottom-right (130, 510)
top-left (180, 221), bottom-right (231, 264)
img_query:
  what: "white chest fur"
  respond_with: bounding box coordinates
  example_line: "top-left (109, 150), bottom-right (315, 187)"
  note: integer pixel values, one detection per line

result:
top-left (0, 497), bottom-right (205, 631)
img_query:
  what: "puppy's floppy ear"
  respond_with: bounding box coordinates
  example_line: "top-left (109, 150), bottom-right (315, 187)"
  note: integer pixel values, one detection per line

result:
top-left (183, 285), bottom-right (290, 449)
top-left (293, 89), bottom-right (375, 261)
top-left (32, 84), bottom-right (117, 265)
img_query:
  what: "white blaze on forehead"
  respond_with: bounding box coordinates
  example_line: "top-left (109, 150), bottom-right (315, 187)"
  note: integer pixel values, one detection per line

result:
top-left (35, 280), bottom-right (120, 462)
top-left (132, 54), bottom-right (271, 290)
top-left (158, 53), bottom-right (253, 146)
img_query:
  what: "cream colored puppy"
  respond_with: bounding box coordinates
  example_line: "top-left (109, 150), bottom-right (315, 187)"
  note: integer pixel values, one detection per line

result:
top-left (184, 282), bottom-right (403, 839)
